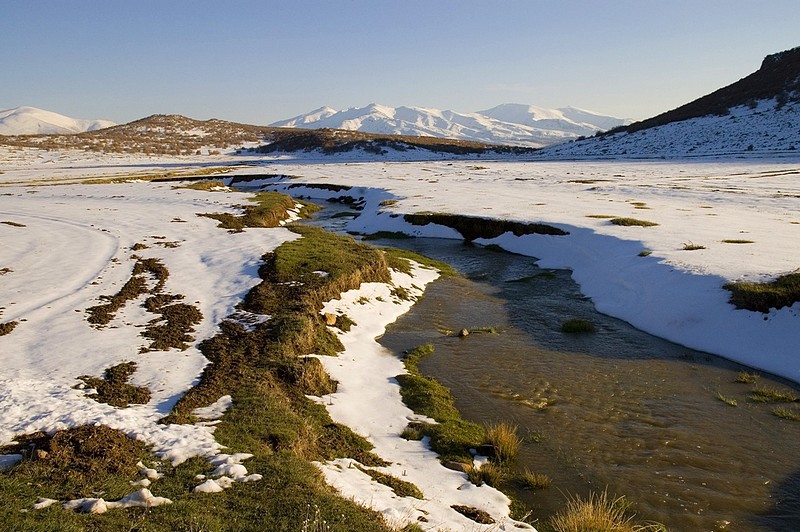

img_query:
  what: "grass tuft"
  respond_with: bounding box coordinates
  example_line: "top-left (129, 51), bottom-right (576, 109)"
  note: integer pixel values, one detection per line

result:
top-left (466, 462), bottom-right (506, 487)
top-left (485, 422), bottom-right (521, 463)
top-left (749, 385), bottom-right (799, 403)
top-left (724, 271), bottom-right (800, 313)
top-left (518, 468), bottom-right (552, 490)
top-left (716, 392), bottom-right (737, 407)
top-left (721, 239), bottom-right (755, 244)
top-left (773, 406), bottom-right (800, 421)
top-left (681, 242), bottom-right (706, 251)
top-left (549, 490), bottom-right (665, 532)
top-left (609, 218), bottom-right (658, 227)
top-left (736, 371), bottom-right (760, 384)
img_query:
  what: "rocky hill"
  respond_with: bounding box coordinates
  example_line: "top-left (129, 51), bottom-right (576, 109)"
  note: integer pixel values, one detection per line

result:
top-left (537, 46), bottom-right (800, 159)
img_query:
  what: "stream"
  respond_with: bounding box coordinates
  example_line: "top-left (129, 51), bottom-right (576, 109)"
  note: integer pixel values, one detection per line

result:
top-left (308, 203), bottom-right (800, 531)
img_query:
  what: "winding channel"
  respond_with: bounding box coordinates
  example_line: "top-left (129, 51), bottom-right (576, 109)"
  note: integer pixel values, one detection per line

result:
top-left (310, 203), bottom-right (800, 531)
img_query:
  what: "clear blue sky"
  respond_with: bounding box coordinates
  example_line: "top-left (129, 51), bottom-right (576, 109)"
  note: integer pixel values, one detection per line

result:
top-left (3, 1), bottom-right (798, 124)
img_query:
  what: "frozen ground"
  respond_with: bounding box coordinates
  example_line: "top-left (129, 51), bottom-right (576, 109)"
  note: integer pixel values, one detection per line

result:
top-left (1, 146), bottom-right (798, 528)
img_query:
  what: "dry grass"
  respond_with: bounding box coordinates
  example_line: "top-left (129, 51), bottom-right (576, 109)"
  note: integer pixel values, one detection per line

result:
top-left (749, 385), bottom-right (799, 403)
top-left (736, 371), bottom-right (760, 384)
top-left (77, 362), bottom-right (151, 408)
top-left (681, 242), bottom-right (706, 251)
top-left (485, 421), bottom-right (521, 463)
top-left (773, 406), bottom-right (800, 421)
top-left (354, 465), bottom-right (424, 499)
top-left (518, 468), bottom-right (552, 490)
top-left (1, 220), bottom-right (26, 227)
top-left (716, 392), bottom-right (738, 407)
top-left (549, 490), bottom-right (666, 532)
top-left (609, 217), bottom-right (658, 227)
top-left (0, 321), bottom-right (18, 336)
top-left (451, 505), bottom-right (495, 525)
top-left (466, 462), bottom-right (506, 487)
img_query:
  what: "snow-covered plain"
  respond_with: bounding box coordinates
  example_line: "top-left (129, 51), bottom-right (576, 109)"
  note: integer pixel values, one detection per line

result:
top-left (1, 145), bottom-right (799, 528)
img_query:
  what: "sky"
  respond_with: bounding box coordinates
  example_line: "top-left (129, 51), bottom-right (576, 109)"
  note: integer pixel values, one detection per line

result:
top-left (3, 1), bottom-right (798, 125)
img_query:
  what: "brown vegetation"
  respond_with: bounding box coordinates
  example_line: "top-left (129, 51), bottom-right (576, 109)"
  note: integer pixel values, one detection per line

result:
top-left (78, 362), bottom-right (152, 408)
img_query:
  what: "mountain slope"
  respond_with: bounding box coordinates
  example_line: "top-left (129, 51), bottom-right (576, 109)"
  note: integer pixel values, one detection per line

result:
top-left (536, 46), bottom-right (800, 159)
top-left (0, 106), bottom-right (115, 135)
top-left (271, 103), bottom-right (628, 148)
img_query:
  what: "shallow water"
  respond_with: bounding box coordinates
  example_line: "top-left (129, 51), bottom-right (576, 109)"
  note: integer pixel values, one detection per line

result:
top-left (307, 205), bottom-right (800, 531)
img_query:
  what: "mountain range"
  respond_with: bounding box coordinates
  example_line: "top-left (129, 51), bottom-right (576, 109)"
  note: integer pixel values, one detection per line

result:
top-left (270, 103), bottom-right (629, 148)
top-left (0, 106), bottom-right (116, 135)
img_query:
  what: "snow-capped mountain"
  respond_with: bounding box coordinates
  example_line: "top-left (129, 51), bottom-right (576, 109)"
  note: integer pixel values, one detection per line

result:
top-left (0, 106), bottom-right (116, 135)
top-left (270, 103), bottom-right (629, 148)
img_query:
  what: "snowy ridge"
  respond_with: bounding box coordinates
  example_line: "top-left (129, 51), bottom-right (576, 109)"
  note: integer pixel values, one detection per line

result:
top-left (271, 103), bottom-right (629, 148)
top-left (536, 98), bottom-right (800, 158)
top-left (0, 106), bottom-right (116, 135)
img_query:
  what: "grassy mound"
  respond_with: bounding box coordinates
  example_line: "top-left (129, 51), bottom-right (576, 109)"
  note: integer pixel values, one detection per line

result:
top-left (724, 271), bottom-right (800, 313)
top-left (404, 212), bottom-right (568, 241)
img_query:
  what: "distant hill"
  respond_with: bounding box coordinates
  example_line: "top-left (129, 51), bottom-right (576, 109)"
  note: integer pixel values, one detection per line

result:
top-left (538, 46), bottom-right (800, 158)
top-left (0, 106), bottom-right (115, 135)
top-left (0, 113), bottom-right (526, 157)
top-left (271, 103), bottom-right (629, 148)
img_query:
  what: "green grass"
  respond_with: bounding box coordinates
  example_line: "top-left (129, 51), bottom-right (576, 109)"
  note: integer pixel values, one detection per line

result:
top-left (0, 222), bottom-right (405, 530)
top-left (561, 319), bottom-right (596, 333)
top-left (396, 345), bottom-right (485, 464)
top-left (638, 250), bottom-right (652, 257)
top-left (197, 191), bottom-right (311, 232)
top-left (724, 271), bottom-right (800, 313)
top-left (609, 218), bottom-right (659, 227)
top-left (381, 247), bottom-right (458, 277)
top-left (585, 214), bottom-right (616, 219)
